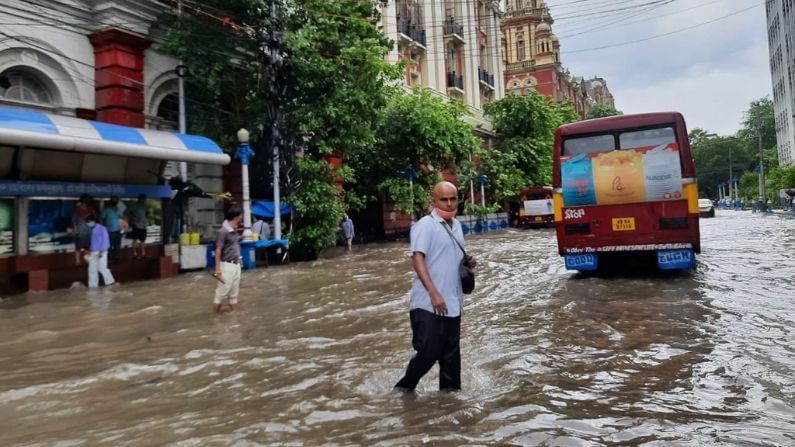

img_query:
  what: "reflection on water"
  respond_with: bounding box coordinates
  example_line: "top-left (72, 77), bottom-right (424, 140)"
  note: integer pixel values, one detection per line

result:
top-left (1, 210), bottom-right (794, 445)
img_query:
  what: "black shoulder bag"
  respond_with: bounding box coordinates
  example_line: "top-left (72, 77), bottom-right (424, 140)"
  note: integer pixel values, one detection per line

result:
top-left (441, 222), bottom-right (475, 294)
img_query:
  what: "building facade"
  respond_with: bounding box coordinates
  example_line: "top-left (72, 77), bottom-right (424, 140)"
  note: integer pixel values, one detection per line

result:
top-left (0, 0), bottom-right (228, 292)
top-left (500, 0), bottom-right (614, 118)
top-left (766, 0), bottom-right (795, 166)
top-left (382, 0), bottom-right (505, 125)
top-left (374, 0), bottom-right (505, 237)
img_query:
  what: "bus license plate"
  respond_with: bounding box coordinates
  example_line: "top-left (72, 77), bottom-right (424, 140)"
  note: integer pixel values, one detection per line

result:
top-left (534, 216), bottom-right (542, 222)
top-left (657, 249), bottom-right (694, 270)
top-left (564, 253), bottom-right (598, 271)
top-left (612, 217), bottom-right (635, 231)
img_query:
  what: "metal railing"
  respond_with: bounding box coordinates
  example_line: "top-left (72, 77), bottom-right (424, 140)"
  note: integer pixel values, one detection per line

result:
top-left (447, 71), bottom-right (464, 90)
top-left (398, 19), bottom-right (426, 47)
top-left (443, 17), bottom-right (464, 39)
top-left (478, 67), bottom-right (495, 88)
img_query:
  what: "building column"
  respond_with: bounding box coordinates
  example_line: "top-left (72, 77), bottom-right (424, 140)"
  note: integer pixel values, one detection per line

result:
top-left (384, 1), bottom-right (399, 64)
top-left (88, 28), bottom-right (151, 128)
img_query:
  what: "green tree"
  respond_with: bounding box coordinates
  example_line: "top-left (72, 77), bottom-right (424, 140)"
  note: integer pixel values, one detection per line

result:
top-left (766, 165), bottom-right (795, 193)
top-left (689, 97), bottom-right (776, 199)
top-left (158, 0), bottom-right (400, 259)
top-left (347, 88), bottom-right (481, 219)
top-left (586, 104), bottom-right (623, 119)
top-left (482, 93), bottom-right (578, 202)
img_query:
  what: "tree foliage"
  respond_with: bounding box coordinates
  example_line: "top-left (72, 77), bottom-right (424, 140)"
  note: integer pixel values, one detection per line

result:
top-left (586, 104), bottom-right (623, 119)
top-left (157, 0), bottom-right (400, 259)
top-left (482, 93), bottom-right (578, 202)
top-left (689, 96), bottom-right (777, 199)
top-left (346, 88), bottom-right (481, 219)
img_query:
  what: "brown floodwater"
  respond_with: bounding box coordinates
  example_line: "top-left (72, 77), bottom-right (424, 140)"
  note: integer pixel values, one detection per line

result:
top-left (1, 210), bottom-right (794, 446)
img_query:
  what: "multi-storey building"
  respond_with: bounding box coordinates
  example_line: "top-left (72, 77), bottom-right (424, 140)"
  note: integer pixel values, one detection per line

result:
top-left (500, 0), bottom-right (614, 118)
top-left (766, 0), bottom-right (795, 166)
top-left (382, 0), bottom-right (505, 128)
top-left (375, 0), bottom-right (505, 237)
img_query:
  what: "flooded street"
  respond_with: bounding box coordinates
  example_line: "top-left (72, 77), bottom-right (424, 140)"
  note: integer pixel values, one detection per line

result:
top-left (1, 210), bottom-right (794, 446)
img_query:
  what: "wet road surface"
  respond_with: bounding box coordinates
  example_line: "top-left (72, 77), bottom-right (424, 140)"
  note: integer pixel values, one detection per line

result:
top-left (1, 210), bottom-right (794, 446)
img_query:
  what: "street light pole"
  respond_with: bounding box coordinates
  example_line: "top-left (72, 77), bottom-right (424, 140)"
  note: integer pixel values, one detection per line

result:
top-left (757, 127), bottom-right (765, 206)
top-left (728, 145), bottom-right (733, 201)
top-left (236, 128), bottom-right (255, 241)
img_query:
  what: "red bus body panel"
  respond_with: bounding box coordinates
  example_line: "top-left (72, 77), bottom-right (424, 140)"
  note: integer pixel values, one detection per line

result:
top-left (552, 112), bottom-right (701, 257)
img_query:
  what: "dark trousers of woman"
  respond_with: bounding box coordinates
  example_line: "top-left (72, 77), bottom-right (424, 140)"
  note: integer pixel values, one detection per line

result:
top-left (395, 309), bottom-right (461, 391)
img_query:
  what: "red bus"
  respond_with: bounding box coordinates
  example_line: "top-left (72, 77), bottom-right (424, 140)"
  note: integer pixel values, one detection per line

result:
top-left (517, 186), bottom-right (554, 227)
top-left (551, 112), bottom-right (700, 271)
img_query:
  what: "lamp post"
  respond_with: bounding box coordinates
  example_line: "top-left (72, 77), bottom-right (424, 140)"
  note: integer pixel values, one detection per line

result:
top-left (236, 128), bottom-right (255, 241)
top-left (757, 126), bottom-right (765, 207)
top-left (479, 175), bottom-right (488, 207)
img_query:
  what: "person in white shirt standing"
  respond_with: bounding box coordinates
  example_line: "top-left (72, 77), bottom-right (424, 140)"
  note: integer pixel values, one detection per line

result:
top-left (394, 181), bottom-right (476, 393)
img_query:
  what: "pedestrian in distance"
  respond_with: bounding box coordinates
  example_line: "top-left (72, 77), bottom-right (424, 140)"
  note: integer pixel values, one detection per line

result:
top-left (72, 193), bottom-right (94, 266)
top-left (341, 213), bottom-right (354, 252)
top-left (101, 196), bottom-right (123, 260)
top-left (85, 213), bottom-right (115, 288)
top-left (213, 207), bottom-right (243, 314)
top-left (394, 181), bottom-right (477, 393)
top-left (125, 194), bottom-right (148, 259)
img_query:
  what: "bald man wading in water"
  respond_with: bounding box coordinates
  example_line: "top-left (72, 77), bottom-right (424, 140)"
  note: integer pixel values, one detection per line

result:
top-left (394, 181), bottom-right (477, 392)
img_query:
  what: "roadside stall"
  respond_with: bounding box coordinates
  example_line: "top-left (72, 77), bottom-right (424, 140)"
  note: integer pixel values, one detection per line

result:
top-left (0, 105), bottom-right (230, 293)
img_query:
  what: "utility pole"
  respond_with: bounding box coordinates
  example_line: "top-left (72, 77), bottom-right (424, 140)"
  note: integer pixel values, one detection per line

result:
top-left (758, 126), bottom-right (765, 206)
top-left (268, 0), bottom-right (285, 242)
top-left (177, 0), bottom-right (188, 183)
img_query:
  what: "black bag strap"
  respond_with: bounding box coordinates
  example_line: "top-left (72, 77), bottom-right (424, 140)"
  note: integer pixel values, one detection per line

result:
top-left (440, 221), bottom-right (467, 258)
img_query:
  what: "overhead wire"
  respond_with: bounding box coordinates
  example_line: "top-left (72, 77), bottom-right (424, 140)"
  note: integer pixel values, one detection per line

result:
top-left (0, 0), bottom-right (766, 106)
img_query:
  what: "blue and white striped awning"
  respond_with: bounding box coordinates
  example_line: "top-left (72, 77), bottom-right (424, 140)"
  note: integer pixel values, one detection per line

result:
top-left (0, 105), bottom-right (231, 165)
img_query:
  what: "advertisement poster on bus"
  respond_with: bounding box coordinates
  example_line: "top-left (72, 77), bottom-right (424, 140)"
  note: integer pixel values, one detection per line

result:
top-left (561, 143), bottom-right (682, 207)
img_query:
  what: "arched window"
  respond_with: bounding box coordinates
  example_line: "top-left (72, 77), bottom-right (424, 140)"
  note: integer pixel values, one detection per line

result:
top-left (0, 68), bottom-right (53, 105)
top-left (156, 92), bottom-right (180, 124)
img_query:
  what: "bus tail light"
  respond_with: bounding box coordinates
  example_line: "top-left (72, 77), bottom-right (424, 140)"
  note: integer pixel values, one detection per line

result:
top-left (659, 217), bottom-right (688, 229)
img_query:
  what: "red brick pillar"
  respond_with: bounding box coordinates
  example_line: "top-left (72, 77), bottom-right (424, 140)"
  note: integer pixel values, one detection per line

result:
top-left (88, 28), bottom-right (151, 128)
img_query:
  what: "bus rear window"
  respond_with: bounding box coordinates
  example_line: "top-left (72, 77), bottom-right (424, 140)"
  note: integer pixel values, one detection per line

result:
top-left (619, 127), bottom-right (675, 148)
top-left (562, 134), bottom-right (614, 156)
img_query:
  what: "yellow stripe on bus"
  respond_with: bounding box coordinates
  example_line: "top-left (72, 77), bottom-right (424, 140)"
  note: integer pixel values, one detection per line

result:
top-left (684, 183), bottom-right (699, 214)
top-left (553, 192), bottom-right (563, 222)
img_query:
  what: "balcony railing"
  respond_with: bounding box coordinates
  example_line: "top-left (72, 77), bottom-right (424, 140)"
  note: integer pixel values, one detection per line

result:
top-left (443, 17), bottom-right (465, 42)
top-left (478, 67), bottom-right (495, 89)
top-left (446, 71), bottom-right (464, 91)
top-left (398, 19), bottom-right (426, 48)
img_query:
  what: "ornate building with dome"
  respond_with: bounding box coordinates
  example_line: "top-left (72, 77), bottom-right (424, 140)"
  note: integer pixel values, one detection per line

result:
top-left (500, 0), bottom-right (614, 118)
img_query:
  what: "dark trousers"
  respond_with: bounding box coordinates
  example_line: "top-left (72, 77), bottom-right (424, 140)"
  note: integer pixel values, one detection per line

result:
top-left (395, 309), bottom-right (461, 391)
top-left (109, 231), bottom-right (121, 257)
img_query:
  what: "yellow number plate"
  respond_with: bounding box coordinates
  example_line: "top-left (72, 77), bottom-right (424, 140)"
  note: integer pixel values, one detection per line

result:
top-left (612, 217), bottom-right (635, 231)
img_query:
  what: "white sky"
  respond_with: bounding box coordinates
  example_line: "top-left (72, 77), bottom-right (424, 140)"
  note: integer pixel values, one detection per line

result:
top-left (544, 0), bottom-right (770, 136)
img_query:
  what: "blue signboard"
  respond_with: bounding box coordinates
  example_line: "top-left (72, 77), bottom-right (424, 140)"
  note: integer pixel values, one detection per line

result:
top-left (657, 249), bottom-right (694, 270)
top-left (0, 180), bottom-right (171, 198)
top-left (564, 253), bottom-right (598, 271)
